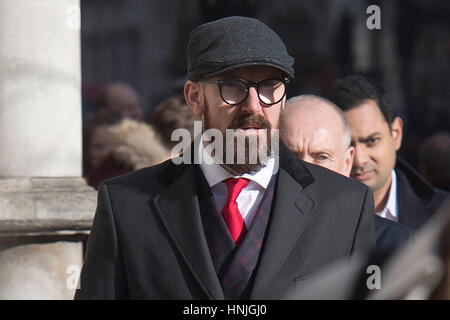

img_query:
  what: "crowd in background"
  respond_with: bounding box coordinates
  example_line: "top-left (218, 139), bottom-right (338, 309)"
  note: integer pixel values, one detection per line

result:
top-left (81, 0), bottom-right (450, 171)
top-left (81, 80), bottom-right (449, 193)
top-left (82, 82), bottom-right (200, 189)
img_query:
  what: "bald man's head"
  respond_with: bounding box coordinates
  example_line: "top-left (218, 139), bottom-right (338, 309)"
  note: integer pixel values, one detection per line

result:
top-left (281, 95), bottom-right (354, 176)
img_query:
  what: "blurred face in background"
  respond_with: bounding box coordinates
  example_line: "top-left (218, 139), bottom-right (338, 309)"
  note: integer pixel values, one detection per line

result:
top-left (103, 83), bottom-right (144, 120)
top-left (344, 100), bottom-right (402, 193)
top-left (88, 125), bottom-right (113, 169)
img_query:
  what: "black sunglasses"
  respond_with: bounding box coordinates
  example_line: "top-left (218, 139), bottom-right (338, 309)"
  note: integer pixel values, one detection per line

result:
top-left (198, 78), bottom-right (289, 106)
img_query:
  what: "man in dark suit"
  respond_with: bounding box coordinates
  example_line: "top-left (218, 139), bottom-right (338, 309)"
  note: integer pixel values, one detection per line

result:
top-left (325, 75), bottom-right (449, 232)
top-left (281, 94), bottom-right (411, 263)
top-left (75, 16), bottom-right (375, 300)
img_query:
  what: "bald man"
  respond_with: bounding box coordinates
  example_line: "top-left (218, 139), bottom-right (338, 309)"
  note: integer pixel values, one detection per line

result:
top-left (281, 94), bottom-right (412, 262)
top-left (281, 95), bottom-right (354, 177)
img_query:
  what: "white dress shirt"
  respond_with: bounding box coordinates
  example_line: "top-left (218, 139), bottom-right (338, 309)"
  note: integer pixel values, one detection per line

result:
top-left (198, 140), bottom-right (276, 228)
top-left (376, 169), bottom-right (398, 222)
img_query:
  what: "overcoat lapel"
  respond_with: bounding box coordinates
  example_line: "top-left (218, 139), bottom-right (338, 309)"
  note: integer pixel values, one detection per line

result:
top-left (396, 158), bottom-right (434, 231)
top-left (152, 154), bottom-right (224, 299)
top-left (152, 139), bottom-right (316, 300)
top-left (250, 142), bottom-right (316, 299)
top-left (397, 169), bottom-right (430, 231)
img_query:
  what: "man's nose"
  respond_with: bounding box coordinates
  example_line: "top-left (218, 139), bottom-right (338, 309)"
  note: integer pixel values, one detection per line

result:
top-left (353, 146), bottom-right (370, 168)
top-left (240, 87), bottom-right (262, 114)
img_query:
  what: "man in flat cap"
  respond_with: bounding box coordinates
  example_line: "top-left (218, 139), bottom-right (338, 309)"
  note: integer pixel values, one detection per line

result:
top-left (75, 16), bottom-right (375, 300)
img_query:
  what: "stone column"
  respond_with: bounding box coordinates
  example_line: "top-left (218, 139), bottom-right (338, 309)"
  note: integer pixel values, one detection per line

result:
top-left (0, 0), bottom-right (96, 299)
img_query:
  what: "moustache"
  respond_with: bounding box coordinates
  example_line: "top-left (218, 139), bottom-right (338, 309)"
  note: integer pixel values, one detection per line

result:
top-left (228, 114), bottom-right (272, 130)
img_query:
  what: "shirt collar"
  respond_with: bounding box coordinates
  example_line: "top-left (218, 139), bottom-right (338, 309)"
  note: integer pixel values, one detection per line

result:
top-left (198, 139), bottom-right (276, 189)
top-left (377, 169), bottom-right (398, 219)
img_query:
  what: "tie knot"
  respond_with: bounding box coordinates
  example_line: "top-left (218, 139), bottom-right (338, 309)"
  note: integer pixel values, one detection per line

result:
top-left (224, 178), bottom-right (249, 202)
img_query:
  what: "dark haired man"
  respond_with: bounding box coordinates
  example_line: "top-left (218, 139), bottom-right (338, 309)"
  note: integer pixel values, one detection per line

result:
top-left (75, 17), bottom-right (375, 300)
top-left (326, 75), bottom-right (448, 231)
top-left (281, 94), bottom-right (412, 263)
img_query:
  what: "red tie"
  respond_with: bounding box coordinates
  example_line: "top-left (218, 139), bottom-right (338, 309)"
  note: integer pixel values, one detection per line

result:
top-left (222, 178), bottom-right (249, 247)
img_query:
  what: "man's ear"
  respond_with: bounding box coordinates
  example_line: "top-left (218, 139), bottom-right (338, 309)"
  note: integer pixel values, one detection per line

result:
top-left (343, 146), bottom-right (355, 177)
top-left (184, 81), bottom-right (204, 117)
top-left (391, 117), bottom-right (403, 151)
top-left (280, 96), bottom-right (287, 111)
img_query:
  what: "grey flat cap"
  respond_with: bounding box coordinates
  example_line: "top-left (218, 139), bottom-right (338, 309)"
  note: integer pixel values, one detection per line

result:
top-left (187, 16), bottom-right (295, 81)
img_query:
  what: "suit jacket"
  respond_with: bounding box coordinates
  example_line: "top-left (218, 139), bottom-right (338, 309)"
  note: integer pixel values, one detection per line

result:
top-left (75, 141), bottom-right (375, 299)
top-left (374, 215), bottom-right (412, 264)
top-left (396, 158), bottom-right (449, 231)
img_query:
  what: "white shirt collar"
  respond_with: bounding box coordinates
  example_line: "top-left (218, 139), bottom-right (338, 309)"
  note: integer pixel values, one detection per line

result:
top-left (376, 169), bottom-right (398, 220)
top-left (198, 138), bottom-right (276, 189)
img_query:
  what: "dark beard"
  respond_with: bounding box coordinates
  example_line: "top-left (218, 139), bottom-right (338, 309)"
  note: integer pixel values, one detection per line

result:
top-left (203, 102), bottom-right (278, 175)
top-left (224, 114), bottom-right (273, 175)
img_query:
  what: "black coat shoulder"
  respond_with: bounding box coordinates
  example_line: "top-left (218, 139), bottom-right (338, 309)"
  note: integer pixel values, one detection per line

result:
top-left (99, 158), bottom-right (180, 196)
